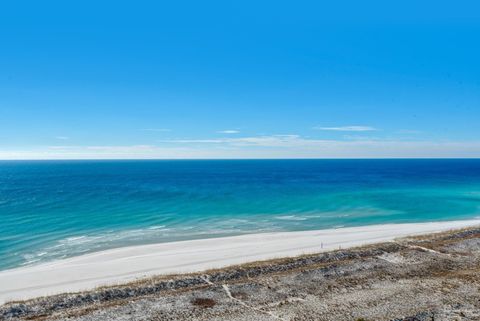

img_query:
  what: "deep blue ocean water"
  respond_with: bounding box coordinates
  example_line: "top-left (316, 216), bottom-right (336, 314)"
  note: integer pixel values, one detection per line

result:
top-left (1, 159), bottom-right (480, 271)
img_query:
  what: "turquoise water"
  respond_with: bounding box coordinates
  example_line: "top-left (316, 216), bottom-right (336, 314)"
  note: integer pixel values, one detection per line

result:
top-left (1, 159), bottom-right (480, 271)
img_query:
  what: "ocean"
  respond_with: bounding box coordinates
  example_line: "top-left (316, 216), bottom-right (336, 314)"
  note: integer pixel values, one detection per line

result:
top-left (1, 159), bottom-right (480, 271)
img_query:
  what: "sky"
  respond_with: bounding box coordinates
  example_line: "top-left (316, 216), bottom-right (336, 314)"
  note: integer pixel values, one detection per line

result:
top-left (0, 1), bottom-right (479, 159)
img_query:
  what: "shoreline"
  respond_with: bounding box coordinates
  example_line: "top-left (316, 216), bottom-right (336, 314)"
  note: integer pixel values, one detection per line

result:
top-left (1, 219), bottom-right (480, 305)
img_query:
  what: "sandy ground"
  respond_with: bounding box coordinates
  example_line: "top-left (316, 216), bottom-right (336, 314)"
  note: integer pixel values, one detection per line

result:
top-left (1, 219), bottom-right (479, 304)
top-left (2, 223), bottom-right (480, 320)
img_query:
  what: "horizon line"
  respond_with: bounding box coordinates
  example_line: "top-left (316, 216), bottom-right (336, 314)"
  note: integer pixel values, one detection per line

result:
top-left (1, 157), bottom-right (480, 161)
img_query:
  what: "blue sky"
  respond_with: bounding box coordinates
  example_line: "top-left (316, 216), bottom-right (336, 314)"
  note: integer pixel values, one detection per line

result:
top-left (1, 1), bottom-right (479, 159)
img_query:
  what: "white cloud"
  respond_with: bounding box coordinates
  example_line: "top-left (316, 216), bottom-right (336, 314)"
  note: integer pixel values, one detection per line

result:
top-left (55, 136), bottom-right (70, 140)
top-left (159, 135), bottom-right (307, 147)
top-left (314, 126), bottom-right (377, 132)
top-left (217, 130), bottom-right (240, 134)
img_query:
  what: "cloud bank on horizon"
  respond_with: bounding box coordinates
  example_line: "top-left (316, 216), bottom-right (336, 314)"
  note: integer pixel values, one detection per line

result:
top-left (2, 132), bottom-right (480, 159)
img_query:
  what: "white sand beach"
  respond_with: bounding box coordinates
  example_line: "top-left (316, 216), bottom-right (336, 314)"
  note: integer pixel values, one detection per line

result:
top-left (1, 219), bottom-right (479, 305)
